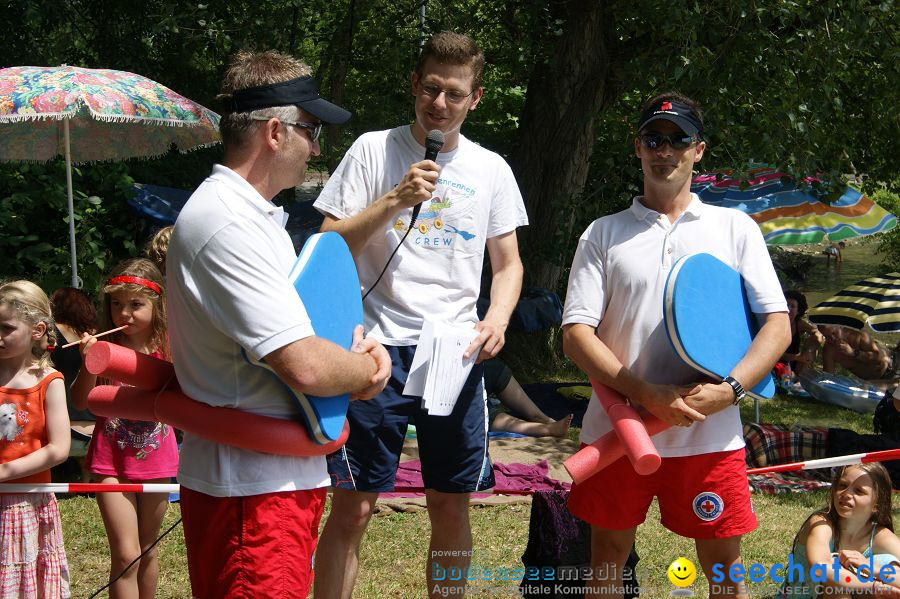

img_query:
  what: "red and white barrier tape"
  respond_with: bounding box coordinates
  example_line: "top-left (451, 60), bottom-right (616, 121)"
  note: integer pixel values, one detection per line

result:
top-left (747, 447), bottom-right (900, 476)
top-left (0, 483), bottom-right (179, 494)
top-left (7, 447), bottom-right (900, 492)
top-left (13, 447), bottom-right (897, 492)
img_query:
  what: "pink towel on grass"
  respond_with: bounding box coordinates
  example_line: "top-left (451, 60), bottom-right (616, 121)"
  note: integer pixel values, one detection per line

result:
top-left (383, 460), bottom-right (570, 499)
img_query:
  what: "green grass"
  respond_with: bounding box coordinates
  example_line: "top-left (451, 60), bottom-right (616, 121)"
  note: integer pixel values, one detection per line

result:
top-left (56, 326), bottom-right (889, 597)
top-left (740, 392), bottom-right (874, 433)
top-left (60, 495), bottom-right (188, 598)
top-left (59, 389), bottom-right (891, 598)
top-left (62, 491), bottom-right (897, 598)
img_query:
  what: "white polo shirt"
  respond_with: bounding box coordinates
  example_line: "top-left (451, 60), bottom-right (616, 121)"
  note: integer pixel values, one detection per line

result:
top-left (167, 165), bottom-right (328, 496)
top-left (562, 195), bottom-right (787, 457)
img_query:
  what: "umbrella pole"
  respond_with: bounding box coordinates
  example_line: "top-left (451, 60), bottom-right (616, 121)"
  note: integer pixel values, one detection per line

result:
top-left (63, 119), bottom-right (79, 288)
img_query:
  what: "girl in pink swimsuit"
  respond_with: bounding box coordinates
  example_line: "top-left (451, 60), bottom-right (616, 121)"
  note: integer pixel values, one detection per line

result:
top-left (71, 258), bottom-right (178, 598)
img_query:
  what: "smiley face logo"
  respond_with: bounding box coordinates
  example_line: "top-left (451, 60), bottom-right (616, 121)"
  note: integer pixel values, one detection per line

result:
top-left (667, 557), bottom-right (697, 587)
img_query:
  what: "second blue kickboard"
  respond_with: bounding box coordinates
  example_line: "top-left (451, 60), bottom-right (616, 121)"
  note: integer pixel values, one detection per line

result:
top-left (663, 253), bottom-right (775, 400)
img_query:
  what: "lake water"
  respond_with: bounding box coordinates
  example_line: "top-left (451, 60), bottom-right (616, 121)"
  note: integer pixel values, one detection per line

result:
top-left (793, 243), bottom-right (887, 302)
top-left (792, 241), bottom-right (896, 344)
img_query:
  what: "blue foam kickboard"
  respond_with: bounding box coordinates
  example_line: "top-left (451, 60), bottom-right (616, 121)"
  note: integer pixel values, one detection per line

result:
top-left (288, 232), bottom-right (363, 443)
top-left (663, 253), bottom-right (775, 400)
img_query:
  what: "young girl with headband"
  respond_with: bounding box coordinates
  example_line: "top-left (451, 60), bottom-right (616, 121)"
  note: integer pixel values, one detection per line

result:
top-left (0, 280), bottom-right (71, 597)
top-left (71, 258), bottom-right (177, 598)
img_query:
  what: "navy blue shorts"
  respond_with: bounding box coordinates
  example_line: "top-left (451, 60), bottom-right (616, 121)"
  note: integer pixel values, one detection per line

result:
top-left (327, 345), bottom-right (494, 493)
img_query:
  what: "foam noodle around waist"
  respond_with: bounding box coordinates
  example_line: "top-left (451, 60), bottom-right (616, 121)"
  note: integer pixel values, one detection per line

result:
top-left (88, 385), bottom-right (347, 456)
top-left (84, 342), bottom-right (175, 391)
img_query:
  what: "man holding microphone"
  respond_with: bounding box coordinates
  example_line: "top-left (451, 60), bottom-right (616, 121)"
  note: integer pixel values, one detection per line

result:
top-left (313, 31), bottom-right (528, 599)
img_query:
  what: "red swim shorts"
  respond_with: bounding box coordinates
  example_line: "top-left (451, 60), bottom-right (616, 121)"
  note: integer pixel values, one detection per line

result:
top-left (180, 486), bottom-right (327, 598)
top-left (568, 448), bottom-right (756, 539)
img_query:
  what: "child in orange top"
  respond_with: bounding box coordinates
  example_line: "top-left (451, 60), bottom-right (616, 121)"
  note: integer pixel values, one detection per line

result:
top-left (71, 259), bottom-right (177, 599)
top-left (0, 280), bottom-right (71, 598)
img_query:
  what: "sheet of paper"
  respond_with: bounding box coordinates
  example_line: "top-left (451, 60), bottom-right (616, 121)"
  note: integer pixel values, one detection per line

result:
top-left (402, 320), bottom-right (435, 400)
top-left (423, 322), bottom-right (479, 416)
top-left (401, 320), bottom-right (480, 416)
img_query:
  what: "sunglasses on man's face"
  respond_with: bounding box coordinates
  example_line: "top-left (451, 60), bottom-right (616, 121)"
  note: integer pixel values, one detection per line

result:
top-left (248, 115), bottom-right (323, 142)
top-left (638, 132), bottom-right (697, 150)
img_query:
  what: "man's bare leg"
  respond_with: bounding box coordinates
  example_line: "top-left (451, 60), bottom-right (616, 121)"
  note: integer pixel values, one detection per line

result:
top-left (696, 536), bottom-right (748, 599)
top-left (490, 412), bottom-right (572, 437)
top-left (425, 490), bottom-right (472, 599)
top-left (585, 526), bottom-right (637, 599)
top-left (314, 488), bottom-right (379, 599)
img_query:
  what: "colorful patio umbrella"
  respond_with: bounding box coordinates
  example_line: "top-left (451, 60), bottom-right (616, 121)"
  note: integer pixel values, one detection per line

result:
top-left (691, 166), bottom-right (897, 245)
top-left (0, 65), bottom-right (220, 287)
top-left (807, 272), bottom-right (900, 333)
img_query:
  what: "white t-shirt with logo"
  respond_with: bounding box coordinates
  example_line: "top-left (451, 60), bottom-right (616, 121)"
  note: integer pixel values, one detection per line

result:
top-left (314, 126), bottom-right (528, 345)
top-left (562, 196), bottom-right (787, 457)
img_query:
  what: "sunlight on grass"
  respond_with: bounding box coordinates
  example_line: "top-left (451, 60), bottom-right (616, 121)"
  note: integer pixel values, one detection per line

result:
top-left (60, 496), bottom-right (187, 598)
top-left (57, 389), bottom-right (892, 597)
top-left (741, 392), bottom-right (873, 433)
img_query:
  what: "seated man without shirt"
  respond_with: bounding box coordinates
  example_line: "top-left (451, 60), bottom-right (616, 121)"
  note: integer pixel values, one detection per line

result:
top-left (819, 324), bottom-right (893, 381)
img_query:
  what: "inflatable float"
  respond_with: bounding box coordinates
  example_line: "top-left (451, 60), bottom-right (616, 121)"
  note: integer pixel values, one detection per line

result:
top-left (797, 367), bottom-right (885, 413)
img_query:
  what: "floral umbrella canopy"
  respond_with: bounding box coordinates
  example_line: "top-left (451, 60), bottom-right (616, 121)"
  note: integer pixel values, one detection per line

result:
top-left (691, 166), bottom-right (897, 246)
top-left (0, 65), bottom-right (220, 286)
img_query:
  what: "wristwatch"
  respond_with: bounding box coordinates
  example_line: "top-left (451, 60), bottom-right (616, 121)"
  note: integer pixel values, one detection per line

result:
top-left (723, 375), bottom-right (747, 405)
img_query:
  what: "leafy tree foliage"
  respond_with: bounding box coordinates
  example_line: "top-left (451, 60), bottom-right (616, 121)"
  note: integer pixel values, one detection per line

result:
top-left (1, 0), bottom-right (896, 293)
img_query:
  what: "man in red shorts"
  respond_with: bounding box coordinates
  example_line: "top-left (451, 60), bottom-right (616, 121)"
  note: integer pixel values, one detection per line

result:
top-left (167, 51), bottom-right (390, 598)
top-left (561, 92), bottom-right (790, 598)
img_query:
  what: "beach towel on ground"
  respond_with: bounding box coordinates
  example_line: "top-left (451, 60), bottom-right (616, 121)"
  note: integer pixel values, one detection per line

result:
top-left (743, 423), bottom-right (828, 468)
top-left (386, 459), bottom-right (569, 499)
top-left (743, 423), bottom-right (831, 493)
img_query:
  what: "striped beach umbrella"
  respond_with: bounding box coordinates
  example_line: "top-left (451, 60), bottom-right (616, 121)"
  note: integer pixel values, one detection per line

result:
top-left (691, 166), bottom-right (897, 245)
top-left (807, 272), bottom-right (900, 333)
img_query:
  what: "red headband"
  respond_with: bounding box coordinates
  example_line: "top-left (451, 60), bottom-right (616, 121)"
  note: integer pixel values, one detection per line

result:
top-left (106, 276), bottom-right (162, 295)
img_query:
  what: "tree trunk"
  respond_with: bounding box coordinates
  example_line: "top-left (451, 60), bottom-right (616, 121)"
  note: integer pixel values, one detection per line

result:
top-left (321, 0), bottom-right (373, 171)
top-left (511, 0), bottom-right (617, 291)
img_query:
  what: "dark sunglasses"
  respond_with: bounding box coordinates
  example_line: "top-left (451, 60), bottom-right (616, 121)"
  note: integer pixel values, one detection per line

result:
top-left (639, 132), bottom-right (698, 150)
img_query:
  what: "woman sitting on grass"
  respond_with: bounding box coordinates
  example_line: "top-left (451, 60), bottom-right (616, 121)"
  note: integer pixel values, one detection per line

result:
top-left (778, 290), bottom-right (824, 376)
top-left (776, 462), bottom-right (900, 598)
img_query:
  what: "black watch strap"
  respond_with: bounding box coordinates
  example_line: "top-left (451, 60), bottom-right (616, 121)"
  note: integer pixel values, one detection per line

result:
top-left (723, 375), bottom-right (746, 405)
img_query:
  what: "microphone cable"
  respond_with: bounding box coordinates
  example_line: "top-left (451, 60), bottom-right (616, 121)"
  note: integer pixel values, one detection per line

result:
top-left (362, 218), bottom-right (416, 304)
top-left (361, 129), bottom-right (444, 305)
top-left (88, 516), bottom-right (182, 598)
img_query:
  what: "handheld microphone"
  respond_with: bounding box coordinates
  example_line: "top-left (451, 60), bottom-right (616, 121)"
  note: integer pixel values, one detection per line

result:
top-left (411, 129), bottom-right (444, 224)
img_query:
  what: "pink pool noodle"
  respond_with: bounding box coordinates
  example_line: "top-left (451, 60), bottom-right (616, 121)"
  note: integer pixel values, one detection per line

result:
top-left (84, 341), bottom-right (175, 390)
top-left (564, 383), bottom-right (673, 484)
top-left (591, 380), bottom-right (661, 475)
top-left (88, 385), bottom-right (348, 456)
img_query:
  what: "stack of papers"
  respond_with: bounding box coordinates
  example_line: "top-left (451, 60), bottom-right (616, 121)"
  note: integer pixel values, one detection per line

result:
top-left (403, 321), bottom-right (480, 416)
